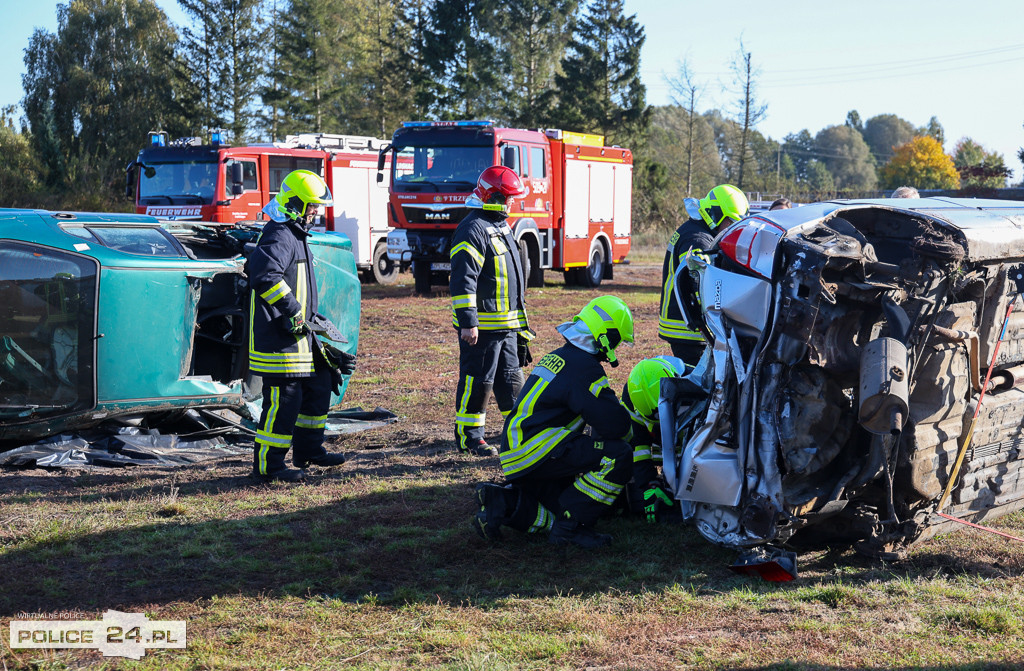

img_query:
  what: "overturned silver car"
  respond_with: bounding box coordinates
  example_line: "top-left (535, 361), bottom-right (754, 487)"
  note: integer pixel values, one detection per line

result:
top-left (660, 197), bottom-right (1024, 576)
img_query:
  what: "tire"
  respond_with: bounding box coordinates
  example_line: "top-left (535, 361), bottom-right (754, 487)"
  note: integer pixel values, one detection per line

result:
top-left (413, 260), bottom-right (432, 295)
top-left (518, 238), bottom-right (532, 287)
top-left (371, 241), bottom-right (398, 285)
top-left (579, 242), bottom-right (606, 288)
top-left (563, 269), bottom-right (578, 286)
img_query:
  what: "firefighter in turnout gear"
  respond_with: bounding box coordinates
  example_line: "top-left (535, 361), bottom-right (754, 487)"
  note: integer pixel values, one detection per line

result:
top-left (621, 356), bottom-right (691, 523)
top-left (249, 169), bottom-right (354, 482)
top-left (450, 165), bottom-right (530, 456)
top-left (473, 296), bottom-right (635, 549)
top-left (659, 184), bottom-right (749, 365)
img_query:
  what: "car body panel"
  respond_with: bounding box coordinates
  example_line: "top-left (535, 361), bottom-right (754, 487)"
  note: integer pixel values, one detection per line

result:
top-left (1, 209), bottom-right (360, 444)
top-left (662, 197), bottom-right (1024, 558)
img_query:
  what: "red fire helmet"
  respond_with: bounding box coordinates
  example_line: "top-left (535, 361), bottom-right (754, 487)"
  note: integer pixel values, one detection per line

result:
top-left (473, 165), bottom-right (528, 212)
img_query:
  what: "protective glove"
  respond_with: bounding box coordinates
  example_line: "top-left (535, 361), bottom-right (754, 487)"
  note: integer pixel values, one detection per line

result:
top-left (643, 486), bottom-right (673, 523)
top-left (322, 342), bottom-right (357, 376)
top-left (287, 312), bottom-right (308, 335)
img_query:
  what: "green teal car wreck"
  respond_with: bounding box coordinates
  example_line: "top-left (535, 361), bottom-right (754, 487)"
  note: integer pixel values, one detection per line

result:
top-left (0, 209), bottom-right (360, 445)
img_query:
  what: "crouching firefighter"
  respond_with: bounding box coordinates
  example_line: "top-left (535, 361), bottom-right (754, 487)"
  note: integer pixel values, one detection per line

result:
top-left (248, 169), bottom-right (356, 482)
top-left (621, 356), bottom-right (692, 523)
top-left (473, 296), bottom-right (635, 548)
top-left (450, 165), bottom-right (531, 457)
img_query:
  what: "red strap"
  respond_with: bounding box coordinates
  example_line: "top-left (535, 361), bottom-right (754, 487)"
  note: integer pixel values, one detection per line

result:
top-left (936, 512), bottom-right (1024, 543)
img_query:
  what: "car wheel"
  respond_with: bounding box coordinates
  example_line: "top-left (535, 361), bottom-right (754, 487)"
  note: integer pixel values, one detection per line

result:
top-left (579, 243), bottom-right (605, 288)
top-left (371, 241), bottom-right (398, 285)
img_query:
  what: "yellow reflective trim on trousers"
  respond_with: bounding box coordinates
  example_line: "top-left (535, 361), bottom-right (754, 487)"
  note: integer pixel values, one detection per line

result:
top-left (452, 293), bottom-right (476, 309)
top-left (295, 413), bottom-right (327, 430)
top-left (456, 375), bottom-right (475, 449)
top-left (451, 241), bottom-right (484, 266)
top-left (249, 360), bottom-right (315, 374)
top-left (260, 280), bottom-right (292, 304)
top-left (528, 505), bottom-right (554, 533)
top-left (657, 322), bottom-right (705, 342)
top-left (266, 386), bottom-right (281, 434)
top-left (456, 412), bottom-right (486, 427)
top-left (257, 443), bottom-right (270, 474)
top-left (256, 431), bottom-right (292, 447)
top-left (574, 477), bottom-right (617, 505)
top-left (588, 376), bottom-right (609, 398)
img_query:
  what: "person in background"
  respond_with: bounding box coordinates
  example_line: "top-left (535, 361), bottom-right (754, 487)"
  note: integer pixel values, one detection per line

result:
top-left (658, 184), bottom-right (749, 366)
top-left (891, 186), bottom-right (919, 198)
top-left (473, 296), bottom-right (635, 549)
top-left (769, 197), bottom-right (792, 210)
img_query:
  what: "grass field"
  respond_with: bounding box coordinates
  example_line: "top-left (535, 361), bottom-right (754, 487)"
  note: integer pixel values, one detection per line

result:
top-left (2, 262), bottom-right (1024, 670)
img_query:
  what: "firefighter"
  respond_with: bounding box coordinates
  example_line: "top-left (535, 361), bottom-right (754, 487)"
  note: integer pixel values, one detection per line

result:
top-left (248, 169), bottom-right (354, 482)
top-left (450, 165), bottom-right (530, 456)
top-left (658, 184), bottom-right (749, 366)
top-left (620, 356), bottom-right (691, 523)
top-left (473, 295), bottom-right (635, 549)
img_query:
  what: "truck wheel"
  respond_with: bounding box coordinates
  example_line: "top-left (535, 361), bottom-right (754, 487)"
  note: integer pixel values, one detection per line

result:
top-left (371, 241), bottom-right (398, 285)
top-left (579, 243), bottom-right (605, 288)
top-left (413, 261), bottom-right (432, 295)
top-left (518, 238), bottom-right (532, 287)
top-left (563, 269), bottom-right (578, 286)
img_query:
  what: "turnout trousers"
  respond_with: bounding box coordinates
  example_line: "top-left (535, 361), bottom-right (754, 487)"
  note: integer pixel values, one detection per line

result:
top-left (503, 434), bottom-right (632, 532)
top-left (254, 364), bottom-right (334, 473)
top-left (454, 330), bottom-right (523, 451)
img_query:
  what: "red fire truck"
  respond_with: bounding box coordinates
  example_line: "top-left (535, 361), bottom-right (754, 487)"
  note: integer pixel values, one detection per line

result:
top-left (126, 131), bottom-right (400, 283)
top-left (376, 121), bottom-right (633, 293)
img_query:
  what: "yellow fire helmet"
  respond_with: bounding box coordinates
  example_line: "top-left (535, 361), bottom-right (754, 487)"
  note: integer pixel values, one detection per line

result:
top-left (574, 295), bottom-right (634, 367)
top-left (627, 356), bottom-right (689, 421)
top-left (698, 184), bottom-right (749, 229)
top-left (274, 169), bottom-right (334, 220)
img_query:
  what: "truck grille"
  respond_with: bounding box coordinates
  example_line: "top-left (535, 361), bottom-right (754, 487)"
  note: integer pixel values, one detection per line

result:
top-left (401, 206), bottom-right (469, 225)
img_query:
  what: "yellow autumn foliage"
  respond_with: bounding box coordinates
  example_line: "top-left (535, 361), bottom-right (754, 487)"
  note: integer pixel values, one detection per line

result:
top-left (878, 136), bottom-right (960, 190)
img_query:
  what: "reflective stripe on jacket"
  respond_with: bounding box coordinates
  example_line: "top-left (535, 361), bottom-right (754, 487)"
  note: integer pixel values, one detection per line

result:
top-left (248, 220), bottom-right (319, 377)
top-left (659, 218), bottom-right (714, 343)
top-left (450, 210), bottom-right (528, 332)
top-left (500, 344), bottom-right (630, 478)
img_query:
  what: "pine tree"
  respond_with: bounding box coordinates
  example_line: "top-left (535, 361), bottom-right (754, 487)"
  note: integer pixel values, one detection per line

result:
top-left (424, 0), bottom-right (503, 119)
top-left (491, 0), bottom-right (579, 127)
top-left (728, 40), bottom-right (767, 189)
top-left (547, 0), bottom-right (648, 149)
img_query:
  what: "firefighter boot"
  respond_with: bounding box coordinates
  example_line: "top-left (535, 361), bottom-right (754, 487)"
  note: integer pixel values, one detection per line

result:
top-left (548, 512), bottom-right (612, 549)
top-left (253, 446), bottom-right (305, 483)
top-left (472, 483), bottom-right (510, 541)
top-left (293, 429), bottom-right (346, 469)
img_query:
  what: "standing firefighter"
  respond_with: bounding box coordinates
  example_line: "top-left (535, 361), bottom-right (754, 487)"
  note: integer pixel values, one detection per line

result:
top-left (658, 184), bottom-right (749, 365)
top-left (248, 169), bottom-right (354, 482)
top-left (450, 165), bottom-right (530, 456)
top-left (474, 296), bottom-right (635, 548)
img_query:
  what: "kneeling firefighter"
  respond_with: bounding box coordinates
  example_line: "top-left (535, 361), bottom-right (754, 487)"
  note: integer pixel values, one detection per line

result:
top-left (473, 296), bottom-right (635, 548)
top-left (248, 169), bottom-right (356, 482)
top-left (621, 356), bottom-right (691, 522)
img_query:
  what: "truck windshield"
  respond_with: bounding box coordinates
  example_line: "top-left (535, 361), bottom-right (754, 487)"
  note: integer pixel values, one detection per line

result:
top-left (0, 242), bottom-right (97, 422)
top-left (392, 145), bottom-right (494, 192)
top-left (139, 161), bottom-right (219, 205)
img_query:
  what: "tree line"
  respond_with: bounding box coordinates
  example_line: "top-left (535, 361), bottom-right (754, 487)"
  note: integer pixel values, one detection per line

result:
top-left (0, 0), bottom-right (1017, 233)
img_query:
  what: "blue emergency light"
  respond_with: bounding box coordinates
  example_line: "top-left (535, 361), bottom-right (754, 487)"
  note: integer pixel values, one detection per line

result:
top-left (210, 129), bottom-right (225, 145)
top-left (402, 120), bottom-right (495, 128)
top-left (148, 131), bottom-right (167, 147)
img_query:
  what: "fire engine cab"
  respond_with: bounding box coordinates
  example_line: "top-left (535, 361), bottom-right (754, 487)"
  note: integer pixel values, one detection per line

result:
top-left (377, 120), bottom-right (633, 293)
top-left (126, 130), bottom-right (399, 283)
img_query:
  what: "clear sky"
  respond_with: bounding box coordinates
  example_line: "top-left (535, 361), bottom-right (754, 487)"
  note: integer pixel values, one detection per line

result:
top-left (2, 0), bottom-right (1022, 179)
